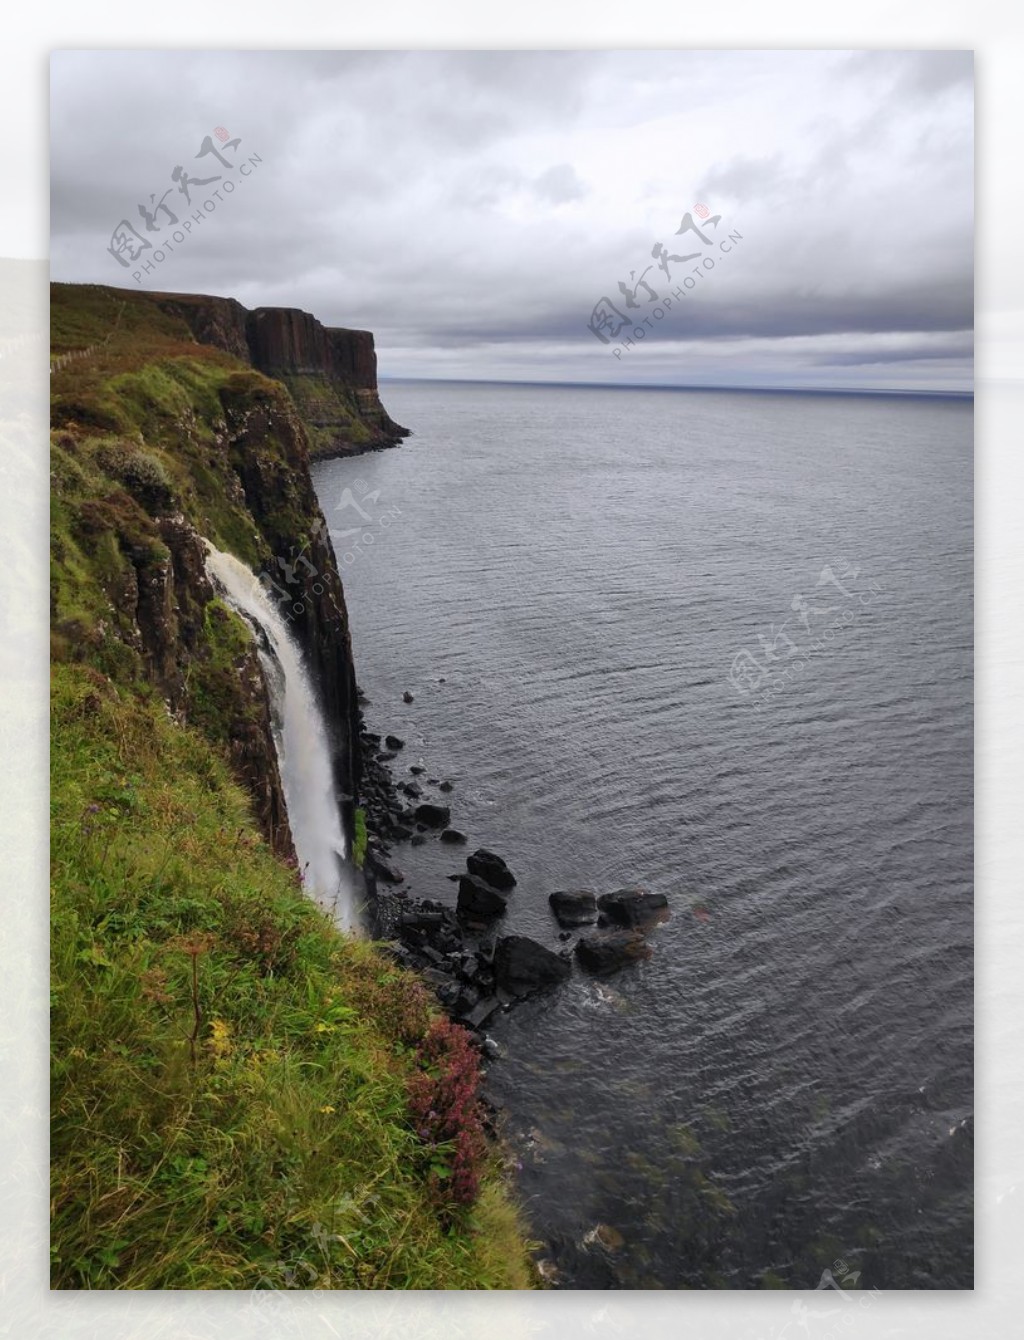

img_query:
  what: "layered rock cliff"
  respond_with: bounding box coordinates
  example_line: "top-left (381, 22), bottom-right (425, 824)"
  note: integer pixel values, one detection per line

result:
top-left (143, 290), bottom-right (409, 458)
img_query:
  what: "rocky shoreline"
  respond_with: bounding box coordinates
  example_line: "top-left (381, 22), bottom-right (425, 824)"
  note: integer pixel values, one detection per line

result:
top-left (354, 692), bottom-right (669, 1041)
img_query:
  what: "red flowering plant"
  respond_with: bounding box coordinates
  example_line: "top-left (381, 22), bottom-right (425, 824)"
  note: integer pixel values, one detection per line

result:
top-left (408, 1014), bottom-right (487, 1214)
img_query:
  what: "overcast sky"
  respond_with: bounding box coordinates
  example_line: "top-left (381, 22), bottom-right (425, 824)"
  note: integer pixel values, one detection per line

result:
top-left (50, 50), bottom-right (973, 391)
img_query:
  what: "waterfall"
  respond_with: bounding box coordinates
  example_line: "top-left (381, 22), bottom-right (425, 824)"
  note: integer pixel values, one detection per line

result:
top-left (203, 544), bottom-right (359, 932)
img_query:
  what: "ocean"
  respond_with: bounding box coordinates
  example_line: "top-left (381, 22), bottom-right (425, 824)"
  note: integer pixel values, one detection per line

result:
top-left (313, 379), bottom-right (973, 1290)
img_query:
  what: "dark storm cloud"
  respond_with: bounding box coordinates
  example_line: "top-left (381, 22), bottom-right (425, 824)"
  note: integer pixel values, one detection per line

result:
top-left (49, 49), bottom-right (973, 390)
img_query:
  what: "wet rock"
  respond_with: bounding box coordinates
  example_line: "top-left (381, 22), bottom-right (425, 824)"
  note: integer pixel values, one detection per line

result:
top-left (409, 765), bottom-right (426, 775)
top-left (481, 1036), bottom-right (501, 1061)
top-left (414, 802), bottom-right (450, 828)
top-left (457, 873), bottom-right (508, 922)
top-left (467, 848), bottom-right (517, 890)
top-left (597, 888), bottom-right (669, 929)
top-left (549, 889), bottom-right (598, 927)
top-left (385, 733), bottom-right (405, 750)
top-left (398, 910), bottom-right (445, 943)
top-left (493, 934), bottom-right (572, 996)
top-left (402, 690), bottom-right (414, 703)
top-left (439, 780), bottom-right (453, 792)
top-left (367, 852), bottom-right (405, 885)
top-left (436, 980), bottom-right (461, 1009)
top-left (376, 750), bottom-right (397, 762)
top-left (400, 781), bottom-right (422, 799)
top-left (462, 996), bottom-right (502, 1029)
top-left (575, 930), bottom-right (652, 975)
top-left (410, 833), bottom-right (426, 846)
top-left (440, 828), bottom-right (467, 844)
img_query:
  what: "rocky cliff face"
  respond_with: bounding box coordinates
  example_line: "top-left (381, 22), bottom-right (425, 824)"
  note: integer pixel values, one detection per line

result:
top-left (145, 291), bottom-right (409, 459)
top-left (50, 282), bottom-right (370, 861)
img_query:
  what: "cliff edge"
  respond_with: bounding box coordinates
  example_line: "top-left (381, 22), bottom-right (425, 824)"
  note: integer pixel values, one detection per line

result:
top-left (143, 290), bottom-right (410, 458)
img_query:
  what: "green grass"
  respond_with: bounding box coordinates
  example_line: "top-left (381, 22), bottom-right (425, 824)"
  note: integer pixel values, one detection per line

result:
top-left (353, 807), bottom-right (369, 869)
top-left (51, 664), bottom-right (533, 1290)
top-left (50, 282), bottom-right (536, 1290)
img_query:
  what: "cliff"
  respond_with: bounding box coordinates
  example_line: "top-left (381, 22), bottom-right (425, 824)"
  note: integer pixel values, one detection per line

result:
top-left (50, 283), bottom-right (362, 854)
top-left (49, 281), bottom-right (532, 1290)
top-left (143, 290), bottom-right (409, 458)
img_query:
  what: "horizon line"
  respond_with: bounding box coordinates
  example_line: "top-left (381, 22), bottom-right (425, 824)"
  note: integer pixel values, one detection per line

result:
top-left (377, 376), bottom-right (974, 401)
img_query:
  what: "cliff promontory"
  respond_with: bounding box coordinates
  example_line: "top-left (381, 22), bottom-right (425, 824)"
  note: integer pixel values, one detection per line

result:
top-left (143, 290), bottom-right (410, 458)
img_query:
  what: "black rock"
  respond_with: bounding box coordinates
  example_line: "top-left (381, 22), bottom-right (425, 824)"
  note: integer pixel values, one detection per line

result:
top-left (455, 983), bottom-right (481, 1013)
top-left (409, 765), bottom-right (426, 775)
top-left (597, 889), bottom-right (669, 929)
top-left (575, 930), bottom-right (653, 976)
top-left (440, 829), bottom-right (467, 844)
top-left (437, 981), bottom-right (462, 1008)
top-left (467, 848), bottom-right (517, 890)
top-left (439, 780), bottom-right (454, 793)
top-left (549, 889), bottom-right (598, 927)
top-left (403, 690), bottom-right (414, 703)
top-left (414, 802), bottom-right (451, 828)
top-left (368, 853), bottom-right (405, 885)
top-left (376, 751), bottom-right (397, 762)
top-left (392, 824), bottom-right (413, 841)
top-left (385, 734), bottom-right (405, 750)
top-left (463, 996), bottom-right (502, 1030)
top-left (411, 834), bottom-right (426, 847)
top-left (457, 873), bottom-right (508, 921)
top-left (398, 911), bottom-right (444, 943)
top-left (401, 781), bottom-right (423, 799)
top-left (493, 935), bottom-right (572, 996)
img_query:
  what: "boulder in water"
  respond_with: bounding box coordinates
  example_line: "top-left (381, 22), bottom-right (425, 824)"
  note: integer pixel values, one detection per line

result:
top-left (575, 929), bottom-right (652, 975)
top-left (457, 873), bottom-right (508, 921)
top-left (467, 848), bottom-right (517, 890)
top-left (597, 888), bottom-right (669, 929)
top-left (493, 934), bottom-right (572, 996)
top-left (414, 802), bottom-right (450, 828)
top-left (549, 889), bottom-right (598, 927)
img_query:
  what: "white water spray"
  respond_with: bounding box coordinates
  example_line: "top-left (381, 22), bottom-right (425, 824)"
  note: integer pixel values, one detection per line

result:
top-left (203, 544), bottom-right (359, 932)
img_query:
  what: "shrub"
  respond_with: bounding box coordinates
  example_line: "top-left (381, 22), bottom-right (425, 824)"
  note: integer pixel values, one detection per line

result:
top-left (408, 1015), bottom-right (487, 1212)
top-left (95, 440), bottom-right (174, 511)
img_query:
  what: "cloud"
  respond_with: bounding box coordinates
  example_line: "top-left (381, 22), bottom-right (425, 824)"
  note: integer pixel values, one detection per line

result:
top-left (49, 50), bottom-right (973, 391)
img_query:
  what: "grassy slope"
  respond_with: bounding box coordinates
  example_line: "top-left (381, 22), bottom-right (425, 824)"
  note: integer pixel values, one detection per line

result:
top-left (50, 284), bottom-right (533, 1289)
